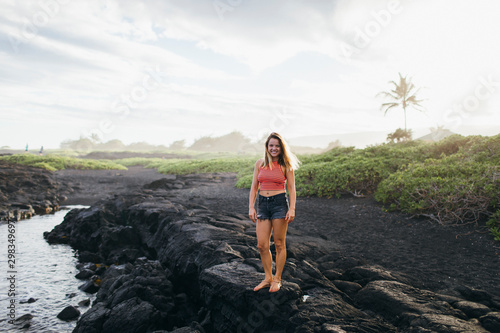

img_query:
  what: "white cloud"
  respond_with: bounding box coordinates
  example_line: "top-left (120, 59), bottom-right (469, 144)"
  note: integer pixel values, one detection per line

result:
top-left (0, 0), bottom-right (498, 149)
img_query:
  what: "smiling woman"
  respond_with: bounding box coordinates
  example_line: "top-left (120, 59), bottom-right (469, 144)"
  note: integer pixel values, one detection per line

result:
top-left (248, 132), bottom-right (300, 293)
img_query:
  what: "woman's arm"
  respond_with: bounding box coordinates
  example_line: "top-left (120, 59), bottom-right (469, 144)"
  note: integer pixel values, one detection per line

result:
top-left (248, 159), bottom-right (262, 223)
top-left (285, 168), bottom-right (296, 224)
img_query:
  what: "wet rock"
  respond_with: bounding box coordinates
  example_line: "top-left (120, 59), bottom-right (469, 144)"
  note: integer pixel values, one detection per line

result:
top-left (19, 298), bottom-right (37, 304)
top-left (79, 298), bottom-right (91, 307)
top-left (73, 303), bottom-right (110, 333)
top-left (15, 313), bottom-right (34, 322)
top-left (75, 269), bottom-right (95, 280)
top-left (57, 305), bottom-right (80, 321)
top-left (79, 279), bottom-right (100, 294)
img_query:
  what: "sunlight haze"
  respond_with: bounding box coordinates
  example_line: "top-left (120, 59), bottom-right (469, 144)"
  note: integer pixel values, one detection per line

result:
top-left (1, 0), bottom-right (499, 149)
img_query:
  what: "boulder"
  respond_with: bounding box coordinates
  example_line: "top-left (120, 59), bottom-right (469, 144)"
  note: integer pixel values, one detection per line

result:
top-left (57, 306), bottom-right (80, 321)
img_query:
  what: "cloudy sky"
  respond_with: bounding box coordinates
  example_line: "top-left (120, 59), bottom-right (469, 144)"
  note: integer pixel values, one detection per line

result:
top-left (1, 0), bottom-right (499, 149)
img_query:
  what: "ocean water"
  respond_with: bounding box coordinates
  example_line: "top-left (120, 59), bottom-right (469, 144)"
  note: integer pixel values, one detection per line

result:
top-left (0, 206), bottom-right (93, 332)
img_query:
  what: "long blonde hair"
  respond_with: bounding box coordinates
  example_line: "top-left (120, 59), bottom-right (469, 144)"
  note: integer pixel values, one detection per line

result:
top-left (262, 132), bottom-right (301, 171)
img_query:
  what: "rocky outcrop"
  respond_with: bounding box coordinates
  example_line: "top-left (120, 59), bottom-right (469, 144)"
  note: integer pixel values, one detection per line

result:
top-left (0, 161), bottom-right (63, 221)
top-left (44, 178), bottom-right (500, 333)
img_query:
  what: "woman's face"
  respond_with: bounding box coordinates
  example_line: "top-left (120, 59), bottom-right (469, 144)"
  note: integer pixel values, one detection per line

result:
top-left (267, 138), bottom-right (281, 159)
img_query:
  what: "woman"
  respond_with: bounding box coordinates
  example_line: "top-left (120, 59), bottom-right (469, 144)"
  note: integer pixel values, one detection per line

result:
top-left (249, 132), bottom-right (300, 292)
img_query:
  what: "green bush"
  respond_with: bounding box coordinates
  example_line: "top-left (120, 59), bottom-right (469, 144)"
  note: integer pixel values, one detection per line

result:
top-left (235, 173), bottom-right (254, 189)
top-left (114, 157), bottom-right (175, 168)
top-left (151, 157), bottom-right (256, 176)
top-left (0, 154), bottom-right (128, 171)
top-left (375, 158), bottom-right (499, 224)
top-left (295, 156), bottom-right (386, 198)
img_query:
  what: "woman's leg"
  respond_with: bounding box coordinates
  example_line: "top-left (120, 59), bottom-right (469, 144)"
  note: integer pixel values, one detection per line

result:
top-left (270, 218), bottom-right (288, 292)
top-left (254, 218), bottom-right (274, 291)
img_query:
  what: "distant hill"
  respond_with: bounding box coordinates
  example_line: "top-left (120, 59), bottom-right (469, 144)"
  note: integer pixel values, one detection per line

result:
top-left (416, 129), bottom-right (456, 142)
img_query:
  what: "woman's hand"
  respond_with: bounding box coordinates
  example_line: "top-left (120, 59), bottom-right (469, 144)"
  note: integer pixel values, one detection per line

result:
top-left (249, 207), bottom-right (257, 223)
top-left (285, 209), bottom-right (295, 224)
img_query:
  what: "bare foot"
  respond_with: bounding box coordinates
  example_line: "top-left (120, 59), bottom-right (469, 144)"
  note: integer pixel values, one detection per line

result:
top-left (253, 280), bottom-right (272, 291)
top-left (269, 280), bottom-right (281, 293)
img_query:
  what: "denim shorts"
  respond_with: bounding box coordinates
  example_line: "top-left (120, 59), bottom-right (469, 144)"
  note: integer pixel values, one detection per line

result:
top-left (257, 193), bottom-right (289, 220)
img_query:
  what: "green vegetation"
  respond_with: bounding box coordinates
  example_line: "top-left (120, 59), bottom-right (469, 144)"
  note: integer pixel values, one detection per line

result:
top-left (147, 156), bottom-right (256, 176)
top-left (0, 154), bottom-right (127, 171)
top-left (375, 134), bottom-right (499, 224)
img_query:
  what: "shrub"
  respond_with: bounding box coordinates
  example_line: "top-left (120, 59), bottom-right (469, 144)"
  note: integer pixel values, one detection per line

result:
top-left (375, 158), bottom-right (499, 224)
top-left (152, 157), bottom-right (256, 176)
top-left (0, 154), bottom-right (127, 171)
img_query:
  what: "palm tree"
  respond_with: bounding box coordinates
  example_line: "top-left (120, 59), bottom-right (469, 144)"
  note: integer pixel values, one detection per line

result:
top-left (378, 73), bottom-right (424, 131)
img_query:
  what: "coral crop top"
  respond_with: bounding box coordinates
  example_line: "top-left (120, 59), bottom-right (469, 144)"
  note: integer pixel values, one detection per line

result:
top-left (258, 161), bottom-right (286, 191)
